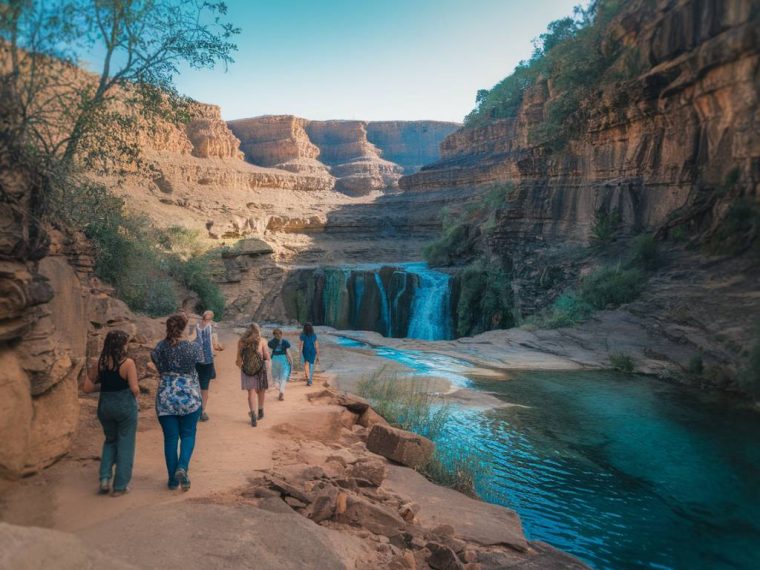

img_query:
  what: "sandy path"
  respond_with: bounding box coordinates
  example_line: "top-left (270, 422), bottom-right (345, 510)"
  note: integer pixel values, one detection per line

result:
top-left (0, 329), bottom-right (328, 533)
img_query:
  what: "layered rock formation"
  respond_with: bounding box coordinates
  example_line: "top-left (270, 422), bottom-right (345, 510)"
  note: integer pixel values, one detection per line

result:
top-left (397, 0), bottom-right (760, 389)
top-left (228, 116), bottom-right (459, 196)
top-left (401, 0), bottom-right (759, 240)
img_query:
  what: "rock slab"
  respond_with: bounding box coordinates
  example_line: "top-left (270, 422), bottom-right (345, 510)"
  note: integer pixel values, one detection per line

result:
top-left (366, 424), bottom-right (434, 468)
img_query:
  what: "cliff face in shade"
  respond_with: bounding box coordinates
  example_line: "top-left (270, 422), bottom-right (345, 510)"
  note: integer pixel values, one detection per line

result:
top-left (228, 116), bottom-right (459, 196)
top-left (400, 0), bottom-right (759, 243)
top-left (398, 0), bottom-right (760, 391)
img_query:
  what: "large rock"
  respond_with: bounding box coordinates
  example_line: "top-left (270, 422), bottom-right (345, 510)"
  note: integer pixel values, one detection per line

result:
top-left (0, 522), bottom-right (138, 570)
top-left (0, 350), bottom-right (33, 478)
top-left (383, 465), bottom-right (528, 553)
top-left (333, 494), bottom-right (406, 537)
top-left (366, 424), bottom-right (434, 469)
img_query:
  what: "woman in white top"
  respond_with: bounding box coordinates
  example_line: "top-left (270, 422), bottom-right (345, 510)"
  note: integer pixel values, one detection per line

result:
top-left (190, 310), bottom-right (222, 422)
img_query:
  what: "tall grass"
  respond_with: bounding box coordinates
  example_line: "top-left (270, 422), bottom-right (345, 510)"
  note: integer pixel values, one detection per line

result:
top-left (357, 368), bottom-right (450, 440)
top-left (357, 368), bottom-right (482, 493)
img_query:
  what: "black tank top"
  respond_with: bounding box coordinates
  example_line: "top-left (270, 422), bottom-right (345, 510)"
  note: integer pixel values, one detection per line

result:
top-left (99, 362), bottom-right (129, 392)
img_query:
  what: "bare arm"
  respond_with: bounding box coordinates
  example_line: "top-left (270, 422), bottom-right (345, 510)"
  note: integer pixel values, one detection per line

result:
top-left (82, 362), bottom-right (100, 394)
top-left (122, 359), bottom-right (140, 398)
top-left (235, 340), bottom-right (243, 368)
top-left (261, 340), bottom-right (272, 378)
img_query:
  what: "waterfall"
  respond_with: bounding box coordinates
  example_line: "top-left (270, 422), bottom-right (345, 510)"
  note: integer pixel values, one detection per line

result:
top-left (406, 263), bottom-right (452, 340)
top-left (323, 268), bottom-right (350, 327)
top-left (353, 272), bottom-right (365, 327)
top-left (373, 272), bottom-right (392, 337)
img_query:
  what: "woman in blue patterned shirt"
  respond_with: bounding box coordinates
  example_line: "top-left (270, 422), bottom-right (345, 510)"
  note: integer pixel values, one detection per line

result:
top-left (151, 314), bottom-right (203, 491)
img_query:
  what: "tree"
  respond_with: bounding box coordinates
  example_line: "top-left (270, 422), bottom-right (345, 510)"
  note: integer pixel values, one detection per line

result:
top-left (1, 0), bottom-right (239, 173)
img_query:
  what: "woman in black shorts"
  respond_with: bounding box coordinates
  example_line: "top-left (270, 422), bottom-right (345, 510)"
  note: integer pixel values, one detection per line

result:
top-left (191, 310), bottom-right (222, 422)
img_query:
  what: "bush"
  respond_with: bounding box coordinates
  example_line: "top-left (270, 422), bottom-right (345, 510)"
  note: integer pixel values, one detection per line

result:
top-left (69, 179), bottom-right (225, 318)
top-left (610, 353), bottom-right (634, 373)
top-left (455, 263), bottom-right (513, 337)
top-left (687, 354), bottom-right (704, 376)
top-left (420, 445), bottom-right (483, 497)
top-left (706, 198), bottom-right (760, 256)
top-left (357, 369), bottom-right (451, 441)
top-left (631, 233), bottom-right (661, 270)
top-left (527, 291), bottom-right (594, 328)
top-left (578, 265), bottom-right (645, 309)
top-left (590, 208), bottom-right (622, 249)
top-left (422, 221), bottom-right (473, 267)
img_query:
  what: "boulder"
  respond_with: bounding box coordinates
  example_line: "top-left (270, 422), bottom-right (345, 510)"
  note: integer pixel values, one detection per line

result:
top-left (333, 494), bottom-right (406, 538)
top-left (264, 475), bottom-right (312, 504)
top-left (336, 392), bottom-right (371, 414)
top-left (347, 457), bottom-right (387, 487)
top-left (367, 424), bottom-right (434, 468)
top-left (426, 542), bottom-right (465, 570)
top-left (305, 482), bottom-right (339, 523)
top-left (358, 407), bottom-right (390, 428)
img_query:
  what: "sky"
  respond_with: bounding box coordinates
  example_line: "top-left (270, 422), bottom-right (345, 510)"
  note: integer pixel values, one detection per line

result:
top-left (172, 0), bottom-right (581, 123)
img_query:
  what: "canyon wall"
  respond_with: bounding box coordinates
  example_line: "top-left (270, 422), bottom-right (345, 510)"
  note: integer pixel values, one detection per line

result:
top-left (401, 0), bottom-right (759, 242)
top-left (398, 0), bottom-right (760, 389)
top-left (228, 116), bottom-right (459, 196)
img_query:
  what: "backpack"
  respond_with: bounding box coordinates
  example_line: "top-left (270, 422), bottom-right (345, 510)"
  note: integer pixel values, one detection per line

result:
top-left (241, 342), bottom-right (264, 376)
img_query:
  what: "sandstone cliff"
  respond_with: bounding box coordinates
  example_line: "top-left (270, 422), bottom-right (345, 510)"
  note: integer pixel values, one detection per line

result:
top-left (228, 116), bottom-right (459, 196)
top-left (398, 0), bottom-right (760, 391)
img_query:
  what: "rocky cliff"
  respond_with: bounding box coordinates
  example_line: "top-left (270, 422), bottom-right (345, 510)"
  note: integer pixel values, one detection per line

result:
top-left (228, 116), bottom-right (459, 196)
top-left (398, 0), bottom-right (760, 391)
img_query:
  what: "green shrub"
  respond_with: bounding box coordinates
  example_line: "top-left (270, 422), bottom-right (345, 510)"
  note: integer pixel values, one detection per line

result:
top-left (631, 233), bottom-right (661, 270)
top-left (455, 263), bottom-right (513, 337)
top-left (610, 353), bottom-right (634, 373)
top-left (706, 198), bottom-right (760, 256)
top-left (357, 369), bottom-right (451, 441)
top-left (68, 179), bottom-right (225, 318)
top-left (527, 291), bottom-right (594, 328)
top-left (422, 221), bottom-right (473, 267)
top-left (420, 446), bottom-right (483, 497)
top-left (590, 208), bottom-right (622, 249)
top-left (578, 265), bottom-right (645, 309)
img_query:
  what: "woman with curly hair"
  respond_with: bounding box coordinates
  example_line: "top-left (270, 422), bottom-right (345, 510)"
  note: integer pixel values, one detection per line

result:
top-left (151, 314), bottom-right (204, 491)
top-left (236, 322), bottom-right (271, 427)
top-left (83, 330), bottom-right (140, 497)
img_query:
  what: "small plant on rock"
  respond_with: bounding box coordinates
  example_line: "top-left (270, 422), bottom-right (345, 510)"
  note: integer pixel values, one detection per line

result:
top-left (610, 353), bottom-right (635, 373)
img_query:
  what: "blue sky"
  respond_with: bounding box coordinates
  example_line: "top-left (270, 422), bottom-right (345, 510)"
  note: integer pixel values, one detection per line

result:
top-left (173, 0), bottom-right (581, 122)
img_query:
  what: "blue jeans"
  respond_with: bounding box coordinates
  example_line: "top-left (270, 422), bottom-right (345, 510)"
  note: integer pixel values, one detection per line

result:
top-left (97, 390), bottom-right (138, 491)
top-left (158, 407), bottom-right (201, 486)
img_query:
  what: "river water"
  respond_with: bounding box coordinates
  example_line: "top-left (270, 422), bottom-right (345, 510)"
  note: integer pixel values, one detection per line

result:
top-left (334, 337), bottom-right (760, 570)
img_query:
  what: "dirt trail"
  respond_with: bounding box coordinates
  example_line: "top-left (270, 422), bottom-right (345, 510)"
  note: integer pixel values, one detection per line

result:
top-left (0, 328), bottom-right (327, 532)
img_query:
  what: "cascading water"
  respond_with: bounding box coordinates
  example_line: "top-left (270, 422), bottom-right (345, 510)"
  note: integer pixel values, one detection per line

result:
top-left (373, 272), bottom-right (392, 337)
top-left (405, 262), bottom-right (452, 340)
top-left (284, 262), bottom-right (454, 340)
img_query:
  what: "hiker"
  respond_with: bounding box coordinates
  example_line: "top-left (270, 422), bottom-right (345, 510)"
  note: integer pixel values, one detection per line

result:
top-left (151, 314), bottom-right (203, 491)
top-left (268, 328), bottom-right (293, 401)
top-left (298, 322), bottom-right (320, 386)
top-left (236, 322), bottom-right (271, 427)
top-left (83, 330), bottom-right (140, 497)
top-left (191, 310), bottom-right (222, 422)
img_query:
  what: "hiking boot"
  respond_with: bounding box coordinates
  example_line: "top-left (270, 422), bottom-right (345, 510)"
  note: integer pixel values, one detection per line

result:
top-left (257, 408), bottom-right (264, 420)
top-left (98, 478), bottom-right (111, 495)
top-left (249, 410), bottom-right (257, 427)
top-left (200, 411), bottom-right (209, 422)
top-left (278, 393), bottom-right (284, 401)
top-left (174, 468), bottom-right (191, 492)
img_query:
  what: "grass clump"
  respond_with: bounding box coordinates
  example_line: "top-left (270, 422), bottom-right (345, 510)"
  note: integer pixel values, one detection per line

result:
top-left (609, 353), bottom-right (634, 373)
top-left (356, 369), bottom-right (485, 494)
top-left (578, 265), bottom-right (644, 309)
top-left (526, 291), bottom-right (594, 329)
top-left (422, 221), bottom-right (473, 267)
top-left (357, 369), bottom-right (451, 441)
top-left (590, 208), bottom-right (622, 250)
top-left (706, 198), bottom-right (760, 257)
top-left (739, 329), bottom-right (760, 398)
top-left (455, 263), bottom-right (514, 337)
top-left (630, 233), bottom-right (661, 270)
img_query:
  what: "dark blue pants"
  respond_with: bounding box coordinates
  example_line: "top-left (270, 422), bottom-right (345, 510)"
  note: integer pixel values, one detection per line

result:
top-left (158, 407), bottom-right (201, 486)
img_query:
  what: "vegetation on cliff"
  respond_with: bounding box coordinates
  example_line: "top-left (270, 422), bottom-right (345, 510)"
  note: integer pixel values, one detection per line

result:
top-left (1, 0), bottom-right (238, 318)
top-left (465, 0), bottom-right (636, 145)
